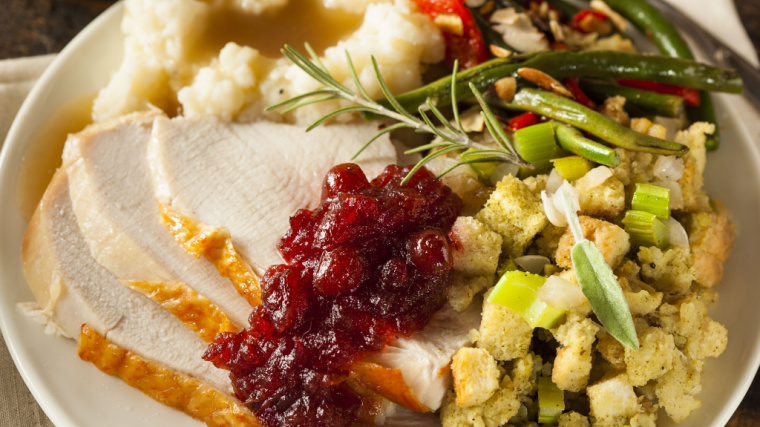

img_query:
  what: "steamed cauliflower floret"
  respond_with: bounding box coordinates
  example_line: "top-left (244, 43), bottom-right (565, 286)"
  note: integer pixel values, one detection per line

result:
top-left (587, 374), bottom-right (639, 426)
top-left (475, 175), bottom-right (548, 258)
top-left (441, 376), bottom-right (520, 427)
top-left (556, 216), bottom-right (629, 270)
top-left (452, 348), bottom-right (500, 407)
top-left (685, 211), bottom-right (737, 288)
top-left (178, 43), bottom-right (261, 120)
top-left (558, 411), bottom-right (590, 427)
top-left (475, 290), bottom-right (533, 361)
top-left (675, 122), bottom-right (714, 212)
top-left (574, 169), bottom-right (625, 219)
top-left (448, 273), bottom-right (492, 312)
top-left (654, 351), bottom-right (702, 422)
top-left (637, 246), bottom-right (695, 294)
top-left (551, 318), bottom-right (600, 392)
top-left (624, 327), bottom-right (677, 386)
top-left (449, 217), bottom-right (503, 276)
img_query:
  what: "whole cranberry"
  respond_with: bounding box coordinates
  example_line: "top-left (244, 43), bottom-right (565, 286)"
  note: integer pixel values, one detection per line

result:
top-left (313, 246), bottom-right (366, 295)
top-left (321, 163), bottom-right (370, 202)
top-left (406, 229), bottom-right (453, 273)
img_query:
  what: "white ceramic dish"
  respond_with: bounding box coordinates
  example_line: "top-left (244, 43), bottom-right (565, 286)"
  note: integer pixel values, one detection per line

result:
top-left (1, 1), bottom-right (759, 426)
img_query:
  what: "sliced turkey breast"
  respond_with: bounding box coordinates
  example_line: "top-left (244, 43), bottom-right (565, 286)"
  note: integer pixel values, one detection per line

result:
top-left (368, 301), bottom-right (482, 411)
top-left (149, 117), bottom-right (478, 412)
top-left (62, 112), bottom-right (251, 327)
top-left (147, 117), bottom-right (397, 275)
top-left (21, 170), bottom-right (232, 393)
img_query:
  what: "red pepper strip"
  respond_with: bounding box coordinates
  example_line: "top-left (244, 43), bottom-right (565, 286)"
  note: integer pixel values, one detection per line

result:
top-left (617, 79), bottom-right (701, 106)
top-left (508, 112), bottom-right (542, 130)
top-left (564, 78), bottom-right (596, 109)
top-left (551, 42), bottom-right (571, 51)
top-left (570, 10), bottom-right (609, 33)
top-left (412, 0), bottom-right (489, 69)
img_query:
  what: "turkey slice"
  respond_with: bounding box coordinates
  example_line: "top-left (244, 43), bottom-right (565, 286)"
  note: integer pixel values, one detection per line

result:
top-left (62, 111), bottom-right (251, 327)
top-left (21, 170), bottom-right (232, 393)
top-left (368, 301), bottom-right (482, 411)
top-left (147, 116), bottom-right (397, 275)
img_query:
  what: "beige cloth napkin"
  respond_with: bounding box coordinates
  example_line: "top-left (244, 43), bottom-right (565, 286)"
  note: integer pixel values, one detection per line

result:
top-left (0, 54), bottom-right (56, 427)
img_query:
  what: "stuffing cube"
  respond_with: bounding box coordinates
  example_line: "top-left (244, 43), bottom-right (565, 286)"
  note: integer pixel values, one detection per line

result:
top-left (674, 122), bottom-right (713, 212)
top-left (476, 290), bottom-right (533, 361)
top-left (558, 411), bottom-right (590, 427)
top-left (452, 347), bottom-right (500, 407)
top-left (555, 216), bottom-right (630, 270)
top-left (685, 211), bottom-right (736, 288)
top-left (624, 327), bottom-right (677, 386)
top-left (552, 318), bottom-right (600, 392)
top-left (449, 216), bottom-right (503, 276)
top-left (587, 374), bottom-right (639, 425)
top-left (655, 352), bottom-right (702, 422)
top-left (574, 170), bottom-right (625, 219)
top-left (448, 273), bottom-right (493, 312)
top-left (638, 246), bottom-right (695, 294)
top-left (475, 175), bottom-right (548, 258)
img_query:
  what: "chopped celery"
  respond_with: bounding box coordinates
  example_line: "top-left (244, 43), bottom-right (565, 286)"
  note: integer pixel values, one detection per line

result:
top-left (631, 183), bottom-right (670, 219)
top-left (538, 376), bottom-right (565, 424)
top-left (514, 122), bottom-right (564, 177)
top-left (463, 148), bottom-right (499, 182)
top-left (551, 156), bottom-right (593, 181)
top-left (622, 210), bottom-right (670, 249)
top-left (488, 271), bottom-right (566, 329)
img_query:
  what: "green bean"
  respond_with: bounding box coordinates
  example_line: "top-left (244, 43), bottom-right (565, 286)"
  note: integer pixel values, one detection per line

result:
top-left (578, 79), bottom-right (684, 118)
top-left (374, 51), bottom-right (740, 115)
top-left (497, 88), bottom-right (689, 156)
top-left (603, 0), bottom-right (721, 149)
top-left (552, 123), bottom-right (621, 167)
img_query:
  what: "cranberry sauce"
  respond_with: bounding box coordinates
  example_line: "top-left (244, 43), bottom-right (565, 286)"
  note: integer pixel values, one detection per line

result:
top-left (204, 164), bottom-right (462, 427)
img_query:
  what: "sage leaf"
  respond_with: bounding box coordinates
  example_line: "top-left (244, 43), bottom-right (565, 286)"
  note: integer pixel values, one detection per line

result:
top-left (559, 186), bottom-right (639, 350)
top-left (571, 240), bottom-right (639, 350)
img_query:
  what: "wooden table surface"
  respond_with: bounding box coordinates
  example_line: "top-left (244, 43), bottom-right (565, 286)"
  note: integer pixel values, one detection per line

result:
top-left (2, 0), bottom-right (760, 425)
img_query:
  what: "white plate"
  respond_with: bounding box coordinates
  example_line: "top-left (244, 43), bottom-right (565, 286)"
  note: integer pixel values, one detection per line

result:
top-left (1, 1), bottom-right (759, 426)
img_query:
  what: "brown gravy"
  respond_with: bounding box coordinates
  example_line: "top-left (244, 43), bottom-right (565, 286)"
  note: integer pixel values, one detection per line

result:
top-left (16, 94), bottom-right (94, 221)
top-left (196, 0), bottom-right (363, 61)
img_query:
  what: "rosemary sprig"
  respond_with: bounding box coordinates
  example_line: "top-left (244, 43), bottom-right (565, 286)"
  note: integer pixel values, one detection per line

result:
top-left (267, 45), bottom-right (531, 183)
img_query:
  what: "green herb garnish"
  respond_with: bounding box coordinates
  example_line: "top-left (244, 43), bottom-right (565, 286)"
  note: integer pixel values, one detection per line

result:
top-left (559, 186), bottom-right (639, 350)
top-left (267, 45), bottom-right (531, 184)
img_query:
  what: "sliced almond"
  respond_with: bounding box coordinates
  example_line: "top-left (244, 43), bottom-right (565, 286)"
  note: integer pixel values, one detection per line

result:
top-left (517, 67), bottom-right (574, 99)
top-left (77, 324), bottom-right (258, 426)
top-left (479, 0), bottom-right (495, 15)
top-left (434, 14), bottom-right (464, 36)
top-left (591, 0), bottom-right (628, 32)
top-left (161, 203), bottom-right (262, 308)
top-left (494, 76), bottom-right (517, 102)
top-left (578, 12), bottom-right (612, 36)
top-left (490, 44), bottom-right (513, 58)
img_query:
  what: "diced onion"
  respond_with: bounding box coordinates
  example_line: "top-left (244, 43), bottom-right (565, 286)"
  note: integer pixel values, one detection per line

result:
top-left (538, 276), bottom-right (587, 310)
top-left (490, 162), bottom-right (520, 186)
top-left (654, 156), bottom-right (685, 181)
top-left (578, 166), bottom-right (612, 189)
top-left (553, 181), bottom-right (579, 220)
top-left (653, 179), bottom-right (683, 210)
top-left (542, 190), bottom-right (567, 227)
top-left (515, 255), bottom-right (551, 274)
top-left (663, 217), bottom-right (689, 248)
top-left (546, 168), bottom-right (563, 193)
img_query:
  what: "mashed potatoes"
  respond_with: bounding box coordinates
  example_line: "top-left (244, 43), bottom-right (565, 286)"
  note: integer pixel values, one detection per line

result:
top-left (93, 0), bottom-right (444, 123)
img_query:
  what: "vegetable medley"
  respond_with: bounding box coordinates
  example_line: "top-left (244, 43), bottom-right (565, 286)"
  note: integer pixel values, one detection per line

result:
top-left (272, 0), bottom-right (739, 425)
